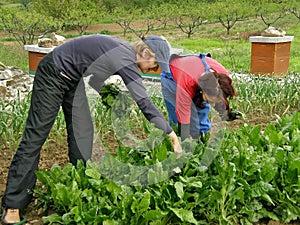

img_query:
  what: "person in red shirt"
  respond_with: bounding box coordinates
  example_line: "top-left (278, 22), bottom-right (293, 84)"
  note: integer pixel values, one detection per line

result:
top-left (160, 53), bottom-right (236, 140)
top-left (140, 36), bottom-right (238, 141)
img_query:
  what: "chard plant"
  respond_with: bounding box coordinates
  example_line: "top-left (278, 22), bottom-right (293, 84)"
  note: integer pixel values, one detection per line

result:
top-left (34, 112), bottom-right (300, 224)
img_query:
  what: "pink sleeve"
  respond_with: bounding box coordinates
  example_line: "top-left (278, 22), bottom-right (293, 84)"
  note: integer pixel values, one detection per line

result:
top-left (207, 57), bottom-right (229, 76)
top-left (175, 85), bottom-right (193, 124)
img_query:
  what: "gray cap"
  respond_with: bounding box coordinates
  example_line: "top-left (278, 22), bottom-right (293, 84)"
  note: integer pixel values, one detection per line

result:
top-left (143, 36), bottom-right (171, 73)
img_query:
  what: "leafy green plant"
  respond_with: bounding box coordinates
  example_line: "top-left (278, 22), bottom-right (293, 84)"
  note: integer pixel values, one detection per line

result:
top-left (35, 112), bottom-right (300, 224)
top-left (230, 73), bottom-right (300, 117)
top-left (99, 83), bottom-right (120, 109)
top-left (0, 92), bottom-right (30, 150)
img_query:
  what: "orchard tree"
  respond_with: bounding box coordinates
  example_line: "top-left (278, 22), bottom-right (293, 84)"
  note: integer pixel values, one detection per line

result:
top-left (10, 0), bottom-right (32, 8)
top-left (0, 6), bottom-right (58, 45)
top-left (62, 0), bottom-right (100, 35)
top-left (250, 0), bottom-right (286, 27)
top-left (30, 0), bottom-right (100, 34)
top-left (100, 0), bottom-right (121, 13)
top-left (100, 0), bottom-right (152, 12)
top-left (30, 0), bottom-right (68, 21)
top-left (128, 8), bottom-right (158, 39)
top-left (152, 3), bottom-right (176, 28)
top-left (212, 0), bottom-right (252, 35)
top-left (112, 7), bottom-right (158, 38)
top-left (172, 1), bottom-right (210, 38)
top-left (100, 0), bottom-right (186, 10)
top-left (284, 0), bottom-right (300, 20)
top-left (289, 7), bottom-right (300, 20)
top-left (111, 6), bottom-right (136, 37)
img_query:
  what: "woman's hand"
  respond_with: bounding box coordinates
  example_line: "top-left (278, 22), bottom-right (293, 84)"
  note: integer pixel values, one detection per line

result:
top-left (168, 131), bottom-right (182, 159)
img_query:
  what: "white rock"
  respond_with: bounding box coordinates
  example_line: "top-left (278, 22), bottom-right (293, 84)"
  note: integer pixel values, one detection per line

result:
top-left (38, 38), bottom-right (53, 47)
top-left (262, 26), bottom-right (286, 37)
top-left (51, 32), bottom-right (66, 46)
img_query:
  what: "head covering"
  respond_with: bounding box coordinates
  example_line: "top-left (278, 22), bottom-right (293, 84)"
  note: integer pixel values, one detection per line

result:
top-left (143, 36), bottom-right (171, 73)
top-left (198, 72), bottom-right (222, 98)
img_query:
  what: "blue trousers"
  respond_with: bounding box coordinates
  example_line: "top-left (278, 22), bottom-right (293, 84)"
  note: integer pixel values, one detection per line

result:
top-left (160, 73), bottom-right (211, 138)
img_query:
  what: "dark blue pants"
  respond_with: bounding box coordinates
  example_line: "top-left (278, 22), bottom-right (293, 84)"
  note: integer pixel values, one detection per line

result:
top-left (160, 74), bottom-right (211, 138)
top-left (2, 52), bottom-right (93, 209)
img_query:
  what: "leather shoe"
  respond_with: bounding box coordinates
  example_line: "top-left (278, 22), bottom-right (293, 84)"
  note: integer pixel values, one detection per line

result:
top-left (1, 209), bottom-right (26, 225)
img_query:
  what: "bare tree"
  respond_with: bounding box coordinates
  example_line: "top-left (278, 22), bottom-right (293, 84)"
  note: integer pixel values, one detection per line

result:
top-left (129, 13), bottom-right (158, 39)
top-left (151, 3), bottom-right (175, 29)
top-left (250, 0), bottom-right (286, 27)
top-left (172, 1), bottom-right (209, 38)
top-left (286, 0), bottom-right (300, 19)
top-left (213, 0), bottom-right (251, 35)
top-left (112, 7), bottom-right (158, 39)
top-left (289, 8), bottom-right (300, 19)
top-left (112, 7), bottom-right (136, 37)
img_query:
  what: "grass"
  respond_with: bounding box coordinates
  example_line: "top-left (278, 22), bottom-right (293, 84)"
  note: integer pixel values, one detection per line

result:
top-left (174, 38), bottom-right (252, 73)
top-left (0, 42), bottom-right (28, 71)
top-left (286, 24), bottom-right (300, 73)
top-left (0, 12), bottom-right (298, 74)
top-left (172, 14), bottom-right (300, 74)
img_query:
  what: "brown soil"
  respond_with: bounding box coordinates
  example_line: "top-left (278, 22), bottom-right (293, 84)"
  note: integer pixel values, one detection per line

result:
top-left (0, 24), bottom-right (299, 225)
top-left (0, 143), bottom-right (69, 224)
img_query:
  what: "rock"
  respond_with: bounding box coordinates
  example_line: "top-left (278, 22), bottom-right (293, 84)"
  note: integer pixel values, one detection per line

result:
top-left (0, 66), bottom-right (34, 102)
top-left (0, 68), bottom-right (13, 80)
top-left (0, 82), bottom-right (7, 98)
top-left (38, 38), bottom-right (53, 48)
top-left (261, 26), bottom-right (286, 37)
top-left (51, 32), bottom-right (66, 46)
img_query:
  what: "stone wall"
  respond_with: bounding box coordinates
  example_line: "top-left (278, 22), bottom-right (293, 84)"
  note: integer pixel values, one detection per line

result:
top-left (0, 66), bottom-right (34, 102)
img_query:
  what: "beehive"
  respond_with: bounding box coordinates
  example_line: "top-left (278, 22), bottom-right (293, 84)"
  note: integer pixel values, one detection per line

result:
top-left (249, 36), bottom-right (294, 76)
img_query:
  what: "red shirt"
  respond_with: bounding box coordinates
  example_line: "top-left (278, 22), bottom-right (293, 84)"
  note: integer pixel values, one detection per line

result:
top-left (169, 55), bottom-right (229, 124)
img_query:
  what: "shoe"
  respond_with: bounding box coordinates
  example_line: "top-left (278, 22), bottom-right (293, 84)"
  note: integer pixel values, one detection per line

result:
top-left (1, 209), bottom-right (27, 225)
